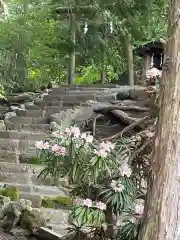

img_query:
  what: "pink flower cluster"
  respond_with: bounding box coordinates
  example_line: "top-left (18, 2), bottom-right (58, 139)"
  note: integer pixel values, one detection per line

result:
top-left (146, 68), bottom-right (162, 79)
top-left (119, 162), bottom-right (132, 177)
top-left (73, 198), bottom-right (106, 210)
top-left (51, 144), bottom-right (66, 156)
top-left (35, 141), bottom-right (66, 156)
top-left (52, 127), bottom-right (93, 143)
top-left (110, 180), bottom-right (125, 193)
top-left (94, 141), bottom-right (115, 158)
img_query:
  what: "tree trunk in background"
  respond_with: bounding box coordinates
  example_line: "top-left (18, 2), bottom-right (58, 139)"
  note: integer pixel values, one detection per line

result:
top-left (100, 66), bottom-right (105, 84)
top-left (68, 14), bottom-right (76, 85)
top-left (140, 55), bottom-right (151, 86)
top-left (140, 1), bottom-right (180, 239)
top-left (126, 34), bottom-right (134, 86)
top-left (100, 21), bottom-right (107, 84)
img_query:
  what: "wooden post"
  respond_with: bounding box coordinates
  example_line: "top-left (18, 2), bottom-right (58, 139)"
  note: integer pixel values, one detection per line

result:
top-left (140, 54), bottom-right (151, 86)
top-left (68, 13), bottom-right (76, 85)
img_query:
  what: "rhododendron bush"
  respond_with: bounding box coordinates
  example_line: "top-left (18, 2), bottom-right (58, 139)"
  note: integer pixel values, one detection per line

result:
top-left (36, 126), bottom-right (145, 239)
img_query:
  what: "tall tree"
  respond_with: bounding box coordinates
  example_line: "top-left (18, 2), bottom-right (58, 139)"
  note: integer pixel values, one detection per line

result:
top-left (139, 0), bottom-right (180, 239)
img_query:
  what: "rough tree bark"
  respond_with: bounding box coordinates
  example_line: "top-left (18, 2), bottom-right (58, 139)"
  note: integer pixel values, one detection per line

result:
top-left (139, 1), bottom-right (180, 239)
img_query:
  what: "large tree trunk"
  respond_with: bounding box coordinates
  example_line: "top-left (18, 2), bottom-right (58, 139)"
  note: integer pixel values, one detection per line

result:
top-left (126, 34), bottom-right (134, 86)
top-left (140, 1), bottom-right (180, 239)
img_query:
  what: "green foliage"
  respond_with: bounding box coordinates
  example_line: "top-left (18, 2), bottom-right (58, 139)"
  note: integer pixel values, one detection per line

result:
top-left (100, 177), bottom-right (135, 214)
top-left (116, 218), bottom-right (142, 240)
top-left (0, 0), bottom-right (167, 92)
top-left (70, 205), bottom-right (106, 227)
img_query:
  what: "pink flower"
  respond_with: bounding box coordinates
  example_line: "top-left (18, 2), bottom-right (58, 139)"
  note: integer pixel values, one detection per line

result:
top-left (52, 131), bottom-right (64, 138)
top-left (96, 201), bottom-right (106, 210)
top-left (51, 144), bottom-right (66, 156)
top-left (83, 198), bottom-right (92, 208)
top-left (119, 163), bottom-right (132, 177)
top-left (70, 126), bottom-right (81, 138)
top-left (35, 141), bottom-right (50, 150)
top-left (100, 141), bottom-right (115, 152)
top-left (94, 149), bottom-right (107, 158)
top-left (135, 203), bottom-right (144, 215)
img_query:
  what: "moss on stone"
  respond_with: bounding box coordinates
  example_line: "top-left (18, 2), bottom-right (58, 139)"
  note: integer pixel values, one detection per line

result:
top-left (4, 187), bottom-right (20, 201)
top-left (42, 196), bottom-right (72, 208)
top-left (28, 156), bottom-right (41, 164)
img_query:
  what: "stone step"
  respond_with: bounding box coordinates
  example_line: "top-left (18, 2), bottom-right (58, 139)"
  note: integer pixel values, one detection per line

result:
top-left (48, 89), bottom-right (121, 97)
top-left (0, 130), bottom-right (47, 140)
top-left (0, 138), bottom-right (19, 152)
top-left (0, 150), bottom-right (19, 163)
top-left (16, 108), bottom-right (44, 117)
top-left (0, 171), bottom-right (33, 184)
top-left (25, 103), bottom-right (42, 110)
top-left (0, 181), bottom-right (66, 196)
top-left (44, 94), bottom-right (115, 103)
top-left (6, 123), bottom-right (51, 133)
top-left (38, 226), bottom-right (69, 240)
top-left (0, 162), bottom-right (36, 173)
top-left (0, 163), bottom-right (42, 184)
top-left (0, 138), bottom-right (41, 153)
top-left (42, 208), bottom-right (69, 225)
top-left (47, 91), bottom-right (103, 98)
top-left (6, 116), bottom-right (49, 124)
top-left (20, 190), bottom-right (67, 208)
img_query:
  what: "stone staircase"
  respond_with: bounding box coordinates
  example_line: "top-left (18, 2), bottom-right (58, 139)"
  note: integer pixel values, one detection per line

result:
top-left (0, 84), bottom-right (144, 238)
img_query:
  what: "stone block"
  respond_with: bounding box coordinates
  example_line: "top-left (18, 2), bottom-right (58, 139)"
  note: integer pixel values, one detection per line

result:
top-left (0, 138), bottom-right (19, 152)
top-left (0, 150), bottom-right (19, 163)
top-left (6, 123), bottom-right (51, 133)
top-left (0, 131), bottom-right (46, 141)
top-left (42, 209), bottom-right (69, 224)
top-left (20, 192), bottom-right (43, 208)
top-left (0, 162), bottom-right (32, 173)
top-left (95, 93), bottom-right (117, 102)
top-left (37, 227), bottom-right (67, 240)
top-left (7, 93), bottom-right (33, 102)
top-left (8, 116), bottom-right (48, 125)
top-left (35, 99), bottom-right (63, 107)
top-left (0, 171), bottom-right (33, 184)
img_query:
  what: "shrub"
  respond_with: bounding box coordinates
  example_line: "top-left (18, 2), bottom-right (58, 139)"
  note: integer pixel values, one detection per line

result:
top-left (36, 126), bottom-right (145, 239)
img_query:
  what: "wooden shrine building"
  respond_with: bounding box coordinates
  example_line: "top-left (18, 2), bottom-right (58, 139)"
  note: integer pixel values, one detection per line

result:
top-left (135, 39), bottom-right (165, 85)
